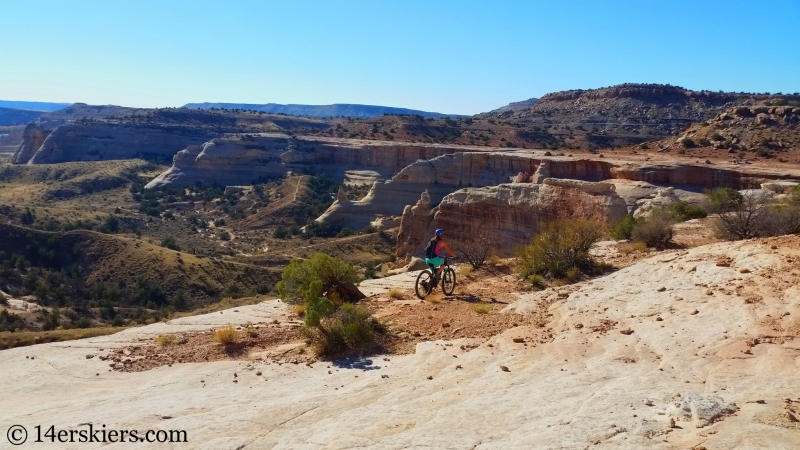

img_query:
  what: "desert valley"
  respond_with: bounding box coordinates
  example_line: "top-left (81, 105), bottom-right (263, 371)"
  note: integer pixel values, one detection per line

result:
top-left (1, 83), bottom-right (800, 449)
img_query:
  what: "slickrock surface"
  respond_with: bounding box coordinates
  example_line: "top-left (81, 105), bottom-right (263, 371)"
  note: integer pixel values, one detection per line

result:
top-left (2, 237), bottom-right (800, 449)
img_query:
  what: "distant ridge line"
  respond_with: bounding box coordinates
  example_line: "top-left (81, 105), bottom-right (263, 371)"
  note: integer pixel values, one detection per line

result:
top-left (182, 102), bottom-right (466, 119)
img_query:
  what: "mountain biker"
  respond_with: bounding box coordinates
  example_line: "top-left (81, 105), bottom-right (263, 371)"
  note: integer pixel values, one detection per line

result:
top-left (424, 229), bottom-right (456, 281)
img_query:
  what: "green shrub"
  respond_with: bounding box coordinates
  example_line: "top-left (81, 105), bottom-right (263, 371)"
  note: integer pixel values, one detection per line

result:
top-left (277, 254), bottom-right (374, 356)
top-left (364, 262), bottom-right (377, 279)
top-left (159, 236), bottom-right (180, 251)
top-left (631, 210), bottom-right (674, 249)
top-left (680, 138), bottom-right (696, 148)
top-left (277, 253), bottom-right (359, 307)
top-left (42, 310), bottom-right (60, 331)
top-left (517, 218), bottom-right (604, 279)
top-left (303, 303), bottom-right (376, 356)
top-left (788, 185), bottom-right (800, 205)
top-left (273, 225), bottom-right (289, 239)
top-left (609, 215), bottom-right (638, 240)
top-left (666, 201), bottom-right (708, 222)
top-left (704, 188), bottom-right (743, 213)
top-left (335, 227), bottom-right (354, 238)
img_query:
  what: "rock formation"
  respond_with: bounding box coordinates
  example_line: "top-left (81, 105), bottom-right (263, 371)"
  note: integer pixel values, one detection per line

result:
top-left (481, 83), bottom-right (800, 147)
top-left (396, 179), bottom-right (628, 258)
top-left (18, 123), bottom-right (220, 164)
top-left (146, 134), bottom-right (465, 189)
top-left (655, 104), bottom-right (800, 153)
top-left (318, 150), bottom-right (800, 231)
top-left (11, 123), bottom-right (48, 164)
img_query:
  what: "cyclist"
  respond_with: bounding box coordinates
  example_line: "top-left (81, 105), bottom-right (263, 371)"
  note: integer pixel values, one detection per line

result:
top-left (424, 228), bottom-right (456, 283)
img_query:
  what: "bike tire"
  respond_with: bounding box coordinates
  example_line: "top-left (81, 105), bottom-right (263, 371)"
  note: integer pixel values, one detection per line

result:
top-left (442, 267), bottom-right (456, 295)
top-left (415, 270), bottom-right (434, 299)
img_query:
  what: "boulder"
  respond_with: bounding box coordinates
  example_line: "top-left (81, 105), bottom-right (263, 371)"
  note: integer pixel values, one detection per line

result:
top-left (633, 187), bottom-right (680, 219)
top-left (666, 393), bottom-right (737, 427)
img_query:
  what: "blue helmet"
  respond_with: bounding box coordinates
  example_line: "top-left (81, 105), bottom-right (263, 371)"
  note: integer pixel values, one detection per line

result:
top-left (435, 228), bottom-right (444, 236)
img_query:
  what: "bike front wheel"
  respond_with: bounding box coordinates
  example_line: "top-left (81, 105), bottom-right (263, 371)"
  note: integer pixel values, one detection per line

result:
top-left (415, 270), bottom-right (434, 299)
top-left (442, 267), bottom-right (456, 295)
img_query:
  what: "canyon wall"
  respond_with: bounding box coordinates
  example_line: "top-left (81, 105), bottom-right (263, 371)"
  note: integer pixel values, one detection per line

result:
top-left (396, 179), bottom-right (629, 258)
top-left (18, 123), bottom-right (220, 164)
top-left (316, 151), bottom-right (799, 230)
top-left (146, 134), bottom-right (465, 188)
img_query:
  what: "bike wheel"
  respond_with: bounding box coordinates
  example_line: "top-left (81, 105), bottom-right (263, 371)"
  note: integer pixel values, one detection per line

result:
top-left (415, 270), bottom-right (434, 299)
top-left (442, 267), bottom-right (456, 295)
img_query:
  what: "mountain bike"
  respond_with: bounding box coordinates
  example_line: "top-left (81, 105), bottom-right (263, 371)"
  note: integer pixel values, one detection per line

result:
top-left (415, 256), bottom-right (456, 299)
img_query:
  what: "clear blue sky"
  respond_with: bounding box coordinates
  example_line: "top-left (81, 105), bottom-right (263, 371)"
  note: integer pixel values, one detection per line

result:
top-left (1, 0), bottom-right (798, 114)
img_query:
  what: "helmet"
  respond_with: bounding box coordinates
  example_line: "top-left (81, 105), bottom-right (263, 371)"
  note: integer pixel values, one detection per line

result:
top-left (435, 228), bottom-right (444, 236)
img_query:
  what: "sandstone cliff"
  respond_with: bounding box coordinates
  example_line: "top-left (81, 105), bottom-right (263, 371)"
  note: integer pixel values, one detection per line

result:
top-left (396, 179), bottom-right (628, 258)
top-left (20, 123), bottom-right (221, 164)
top-left (145, 134), bottom-right (467, 189)
top-left (317, 150), bottom-right (800, 231)
top-left (11, 123), bottom-right (48, 164)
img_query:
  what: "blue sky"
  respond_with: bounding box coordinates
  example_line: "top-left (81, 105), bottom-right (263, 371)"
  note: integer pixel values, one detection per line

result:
top-left (1, 0), bottom-right (798, 114)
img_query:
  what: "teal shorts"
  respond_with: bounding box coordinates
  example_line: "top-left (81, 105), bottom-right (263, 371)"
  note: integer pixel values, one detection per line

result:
top-left (425, 257), bottom-right (444, 271)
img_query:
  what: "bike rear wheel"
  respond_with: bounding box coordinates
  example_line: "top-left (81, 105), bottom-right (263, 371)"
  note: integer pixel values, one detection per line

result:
top-left (442, 267), bottom-right (456, 295)
top-left (415, 270), bottom-right (434, 299)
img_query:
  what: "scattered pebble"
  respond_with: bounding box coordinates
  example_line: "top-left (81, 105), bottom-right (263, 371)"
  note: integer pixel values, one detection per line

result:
top-left (500, 366), bottom-right (510, 372)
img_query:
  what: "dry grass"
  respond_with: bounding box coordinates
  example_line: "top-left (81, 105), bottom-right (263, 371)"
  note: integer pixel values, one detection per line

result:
top-left (488, 255), bottom-right (503, 266)
top-left (155, 334), bottom-right (177, 346)
top-left (618, 241), bottom-right (647, 254)
top-left (388, 288), bottom-right (405, 299)
top-left (212, 325), bottom-right (239, 345)
top-left (426, 292), bottom-right (443, 304)
top-left (473, 302), bottom-right (492, 315)
top-left (291, 305), bottom-right (306, 316)
top-left (457, 265), bottom-right (473, 278)
top-left (0, 327), bottom-right (121, 350)
top-left (244, 325), bottom-right (258, 338)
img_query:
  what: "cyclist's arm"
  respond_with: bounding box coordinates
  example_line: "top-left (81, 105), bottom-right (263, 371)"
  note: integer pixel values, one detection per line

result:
top-left (441, 241), bottom-right (456, 257)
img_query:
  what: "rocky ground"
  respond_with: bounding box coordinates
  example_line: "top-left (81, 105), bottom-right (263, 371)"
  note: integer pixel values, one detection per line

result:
top-left (3, 235), bottom-right (800, 449)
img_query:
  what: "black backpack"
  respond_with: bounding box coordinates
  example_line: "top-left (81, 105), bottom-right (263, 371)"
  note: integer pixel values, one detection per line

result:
top-left (424, 238), bottom-right (438, 259)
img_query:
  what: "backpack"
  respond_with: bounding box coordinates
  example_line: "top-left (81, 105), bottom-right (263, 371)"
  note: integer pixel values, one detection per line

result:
top-left (424, 238), bottom-right (438, 259)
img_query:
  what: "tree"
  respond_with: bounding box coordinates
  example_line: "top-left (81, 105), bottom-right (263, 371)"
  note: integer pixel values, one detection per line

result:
top-left (454, 231), bottom-right (495, 269)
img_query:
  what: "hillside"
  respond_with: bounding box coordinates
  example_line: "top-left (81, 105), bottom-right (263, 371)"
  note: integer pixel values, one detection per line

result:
top-left (480, 83), bottom-right (800, 150)
top-left (184, 102), bottom-right (466, 119)
top-left (638, 103), bottom-right (800, 164)
top-left (0, 222), bottom-right (280, 330)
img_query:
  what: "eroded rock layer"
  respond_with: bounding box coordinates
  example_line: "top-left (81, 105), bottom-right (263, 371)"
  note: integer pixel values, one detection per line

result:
top-left (318, 151), bottom-right (800, 230)
top-left (20, 123), bottom-right (220, 164)
top-left (145, 134), bottom-right (468, 188)
top-left (396, 179), bottom-right (628, 258)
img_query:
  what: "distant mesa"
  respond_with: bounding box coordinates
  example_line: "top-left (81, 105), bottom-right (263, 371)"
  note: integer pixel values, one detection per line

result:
top-left (182, 102), bottom-right (467, 119)
top-left (0, 107), bottom-right (45, 127)
top-left (0, 100), bottom-right (71, 112)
